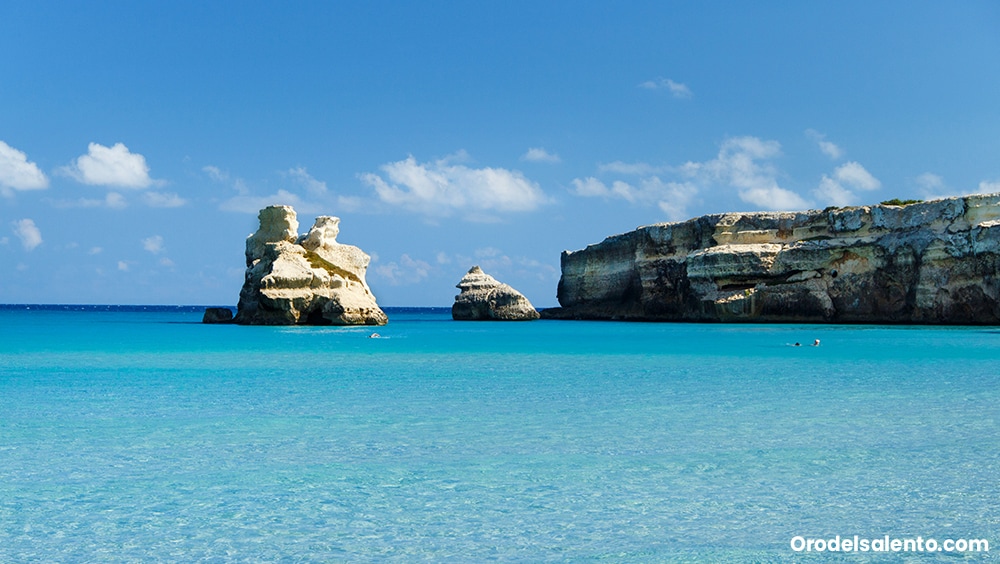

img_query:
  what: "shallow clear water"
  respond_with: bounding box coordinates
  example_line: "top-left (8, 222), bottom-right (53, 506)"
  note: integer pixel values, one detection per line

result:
top-left (1, 307), bottom-right (998, 562)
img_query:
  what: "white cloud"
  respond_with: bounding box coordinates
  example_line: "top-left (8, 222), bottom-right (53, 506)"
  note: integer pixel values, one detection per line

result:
top-left (361, 153), bottom-right (549, 218)
top-left (574, 136), bottom-right (815, 216)
top-left (118, 261), bottom-right (130, 271)
top-left (682, 136), bottom-right (810, 211)
top-left (105, 192), bottom-right (126, 210)
top-left (49, 191), bottom-right (129, 209)
top-left (474, 248), bottom-right (513, 270)
top-left (211, 166), bottom-right (354, 214)
top-left (818, 141), bottom-right (844, 160)
top-left (805, 129), bottom-right (844, 160)
top-left (204, 165), bottom-right (251, 195)
top-left (737, 185), bottom-right (811, 211)
top-left (374, 254), bottom-right (432, 285)
top-left (88, 246), bottom-right (103, 255)
top-left (64, 142), bottom-right (156, 188)
top-left (598, 161), bottom-right (665, 176)
top-left (142, 235), bottom-right (164, 254)
top-left (159, 257), bottom-right (175, 267)
top-left (12, 218), bottom-right (42, 251)
top-left (521, 147), bottom-right (561, 163)
top-left (648, 179), bottom-right (699, 221)
top-left (571, 175), bottom-right (697, 221)
top-left (474, 247), bottom-right (504, 259)
top-left (203, 165), bottom-right (229, 183)
top-left (219, 189), bottom-right (309, 214)
top-left (917, 173), bottom-right (945, 192)
top-left (835, 162), bottom-right (880, 191)
top-left (639, 78), bottom-right (693, 99)
top-left (571, 177), bottom-right (611, 197)
top-left (814, 176), bottom-right (856, 207)
top-left (979, 180), bottom-right (1000, 194)
top-left (813, 162), bottom-right (881, 206)
top-left (0, 141), bottom-right (48, 193)
top-left (449, 248), bottom-right (558, 282)
top-left (335, 195), bottom-right (364, 213)
top-left (143, 191), bottom-right (186, 207)
top-left (911, 172), bottom-right (966, 200)
top-left (287, 167), bottom-right (329, 196)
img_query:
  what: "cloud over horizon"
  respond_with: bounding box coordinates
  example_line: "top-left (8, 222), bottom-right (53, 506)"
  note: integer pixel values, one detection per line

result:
top-left (979, 180), bottom-right (1000, 194)
top-left (361, 153), bottom-right (549, 219)
top-left (813, 161), bottom-right (882, 206)
top-left (571, 176), bottom-right (698, 221)
top-left (0, 141), bottom-right (49, 194)
top-left (374, 253), bottom-right (432, 285)
top-left (63, 142), bottom-right (156, 188)
top-left (573, 136), bottom-right (811, 219)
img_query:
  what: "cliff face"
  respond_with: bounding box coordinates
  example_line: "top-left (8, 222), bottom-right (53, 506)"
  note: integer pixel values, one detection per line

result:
top-left (234, 205), bottom-right (387, 326)
top-left (545, 194), bottom-right (1000, 324)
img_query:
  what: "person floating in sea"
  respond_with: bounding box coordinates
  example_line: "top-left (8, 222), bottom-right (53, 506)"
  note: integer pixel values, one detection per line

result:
top-left (812, 339), bottom-right (820, 346)
top-left (368, 332), bottom-right (381, 339)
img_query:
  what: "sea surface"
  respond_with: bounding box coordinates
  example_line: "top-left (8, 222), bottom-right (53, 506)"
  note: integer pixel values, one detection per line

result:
top-left (1, 305), bottom-right (997, 562)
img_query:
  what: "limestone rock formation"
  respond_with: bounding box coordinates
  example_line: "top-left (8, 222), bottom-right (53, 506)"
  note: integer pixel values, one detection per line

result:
top-left (452, 266), bottom-right (540, 321)
top-left (234, 205), bottom-right (387, 326)
top-left (543, 194), bottom-right (1000, 324)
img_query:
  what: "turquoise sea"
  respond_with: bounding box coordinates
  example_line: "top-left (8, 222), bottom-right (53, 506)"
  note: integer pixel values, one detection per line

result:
top-left (1, 306), bottom-right (997, 562)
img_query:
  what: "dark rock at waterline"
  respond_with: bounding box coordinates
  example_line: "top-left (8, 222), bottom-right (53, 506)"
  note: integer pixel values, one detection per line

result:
top-left (202, 307), bottom-right (234, 324)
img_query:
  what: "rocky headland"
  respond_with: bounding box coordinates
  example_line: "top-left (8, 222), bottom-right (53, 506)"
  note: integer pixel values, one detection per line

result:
top-left (452, 266), bottom-right (540, 321)
top-left (232, 205), bottom-right (387, 326)
top-left (543, 194), bottom-right (1000, 324)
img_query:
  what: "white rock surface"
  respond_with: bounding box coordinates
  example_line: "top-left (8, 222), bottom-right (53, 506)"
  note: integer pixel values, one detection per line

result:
top-left (234, 205), bottom-right (387, 325)
top-left (452, 266), bottom-right (540, 321)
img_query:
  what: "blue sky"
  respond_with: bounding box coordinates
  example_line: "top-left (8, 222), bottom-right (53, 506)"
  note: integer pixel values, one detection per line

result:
top-left (2, 2), bottom-right (999, 306)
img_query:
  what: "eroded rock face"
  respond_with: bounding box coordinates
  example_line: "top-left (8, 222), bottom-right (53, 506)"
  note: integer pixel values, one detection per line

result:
top-left (452, 266), bottom-right (540, 321)
top-left (544, 194), bottom-right (1000, 324)
top-left (234, 205), bottom-right (387, 325)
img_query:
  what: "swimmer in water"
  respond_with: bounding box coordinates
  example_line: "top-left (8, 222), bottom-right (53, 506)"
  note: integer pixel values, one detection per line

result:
top-left (369, 332), bottom-right (381, 339)
top-left (812, 339), bottom-right (820, 346)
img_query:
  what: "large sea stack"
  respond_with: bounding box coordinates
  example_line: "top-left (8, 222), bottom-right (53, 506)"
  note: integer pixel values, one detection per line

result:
top-left (233, 205), bottom-right (387, 325)
top-left (543, 194), bottom-right (1000, 324)
top-left (452, 266), bottom-right (540, 321)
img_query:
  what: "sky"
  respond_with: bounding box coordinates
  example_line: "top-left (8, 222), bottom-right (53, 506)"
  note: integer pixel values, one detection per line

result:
top-left (2, 2), bottom-right (999, 307)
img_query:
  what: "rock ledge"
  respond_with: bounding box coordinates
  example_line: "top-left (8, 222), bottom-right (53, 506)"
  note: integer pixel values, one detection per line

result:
top-left (544, 194), bottom-right (1000, 324)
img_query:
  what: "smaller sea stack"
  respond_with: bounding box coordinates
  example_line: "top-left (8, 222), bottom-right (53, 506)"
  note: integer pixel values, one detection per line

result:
top-left (452, 266), bottom-right (540, 321)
